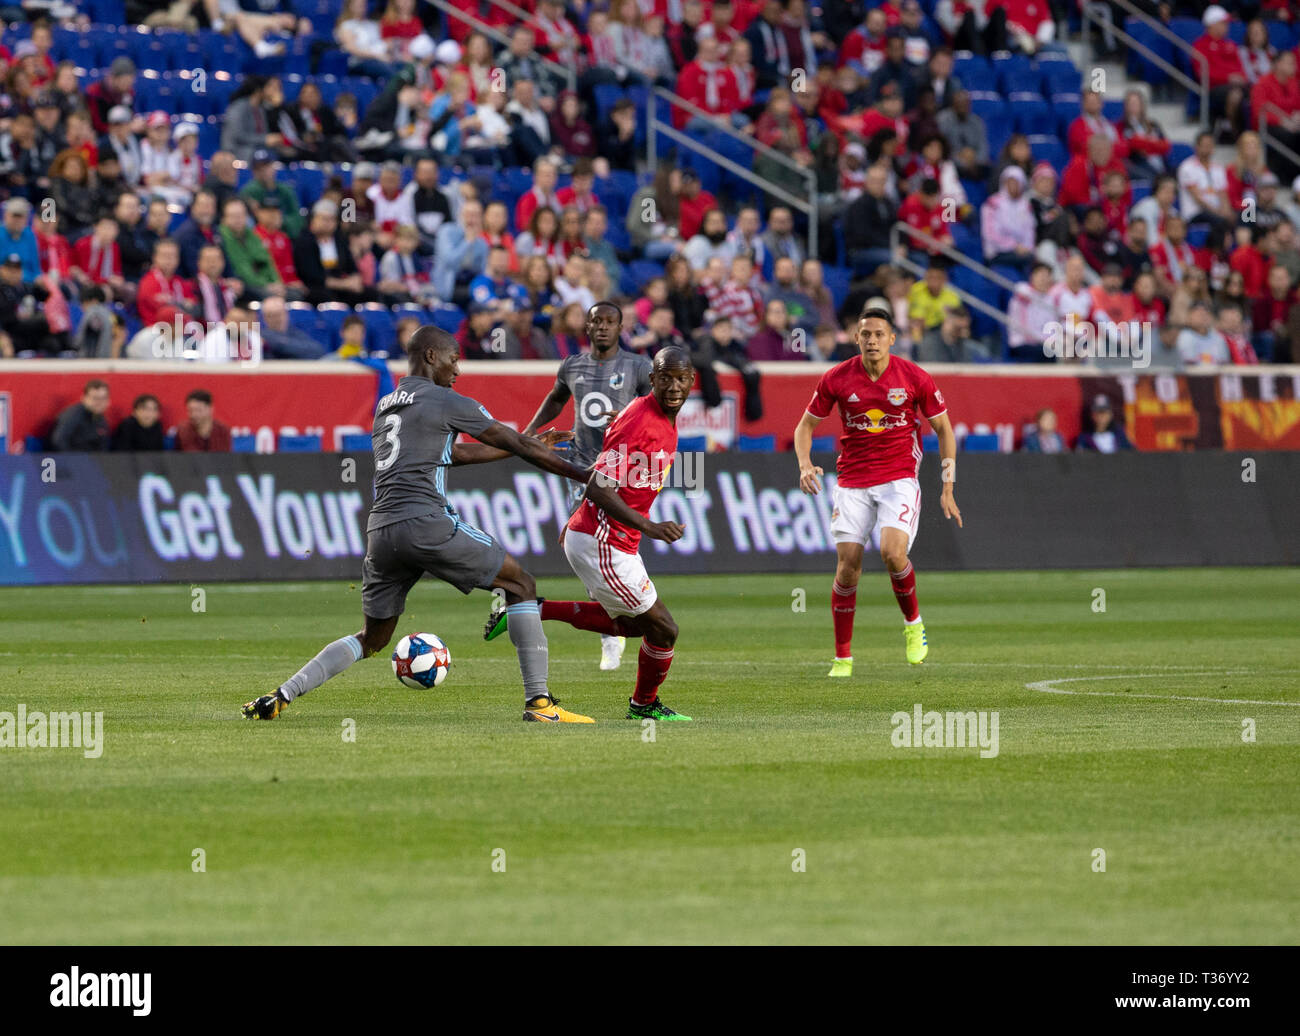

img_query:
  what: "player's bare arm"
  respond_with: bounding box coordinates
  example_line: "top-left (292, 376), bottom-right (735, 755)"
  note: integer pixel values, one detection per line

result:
top-left (584, 472), bottom-right (685, 543)
top-left (794, 410), bottom-right (825, 494)
top-left (451, 427), bottom-right (574, 466)
top-left (929, 411), bottom-right (963, 528)
top-left (475, 420), bottom-right (590, 483)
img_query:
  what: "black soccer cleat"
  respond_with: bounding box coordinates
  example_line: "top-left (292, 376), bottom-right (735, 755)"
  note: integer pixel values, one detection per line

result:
top-left (242, 690), bottom-right (289, 720)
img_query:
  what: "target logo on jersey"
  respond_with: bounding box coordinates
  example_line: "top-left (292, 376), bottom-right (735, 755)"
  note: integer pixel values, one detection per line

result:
top-left (580, 391), bottom-right (615, 427)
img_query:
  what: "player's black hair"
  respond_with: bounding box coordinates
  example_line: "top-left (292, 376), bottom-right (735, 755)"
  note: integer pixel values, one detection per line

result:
top-left (406, 324), bottom-right (457, 363)
top-left (859, 306), bottom-right (895, 331)
top-left (588, 300), bottom-right (623, 323)
top-left (653, 345), bottom-right (692, 371)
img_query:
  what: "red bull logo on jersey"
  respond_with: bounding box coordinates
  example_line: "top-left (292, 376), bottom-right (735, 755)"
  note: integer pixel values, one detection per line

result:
top-left (844, 408), bottom-right (911, 433)
top-left (887, 388), bottom-right (908, 406)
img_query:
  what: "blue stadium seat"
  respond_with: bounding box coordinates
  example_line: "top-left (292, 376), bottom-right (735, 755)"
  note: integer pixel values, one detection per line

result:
top-left (24, 435), bottom-right (45, 453)
top-left (823, 265), bottom-right (850, 310)
top-left (1029, 135), bottom-right (1069, 174)
top-left (1186, 223), bottom-right (1209, 249)
top-left (952, 52), bottom-right (994, 93)
top-left (993, 53), bottom-right (1034, 94)
top-left (279, 434), bottom-right (322, 453)
top-left (232, 434), bottom-right (257, 453)
top-left (1009, 94), bottom-right (1052, 135)
top-left (627, 259), bottom-right (665, 292)
top-left (1101, 99), bottom-right (1123, 123)
top-left (288, 164), bottom-right (325, 207)
top-left (963, 433), bottom-right (999, 452)
top-left (360, 306), bottom-right (396, 352)
top-left (678, 436), bottom-right (707, 452)
top-left (429, 305), bottom-right (464, 334)
top-left (1168, 142), bottom-right (1194, 169)
top-left (1037, 56), bottom-right (1080, 97)
top-left (921, 434), bottom-right (939, 452)
top-left (737, 434), bottom-right (775, 452)
top-left (341, 433), bottom-right (372, 452)
top-left (1124, 19), bottom-right (1172, 87)
top-left (1051, 93), bottom-right (1081, 138)
top-left (810, 436), bottom-right (836, 452)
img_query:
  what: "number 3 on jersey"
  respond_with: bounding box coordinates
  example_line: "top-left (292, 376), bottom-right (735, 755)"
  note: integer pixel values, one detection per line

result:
top-left (375, 413), bottom-right (402, 471)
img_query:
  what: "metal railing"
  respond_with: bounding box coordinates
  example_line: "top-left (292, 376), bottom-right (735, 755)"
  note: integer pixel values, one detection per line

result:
top-left (648, 88), bottom-right (819, 257)
top-left (425, 0), bottom-right (575, 91)
top-left (1081, 0), bottom-right (1208, 128)
top-left (888, 223), bottom-right (1015, 335)
top-left (1258, 101), bottom-right (1300, 179)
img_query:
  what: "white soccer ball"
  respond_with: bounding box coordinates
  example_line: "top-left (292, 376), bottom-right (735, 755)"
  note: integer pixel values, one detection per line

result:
top-left (391, 633), bottom-right (451, 689)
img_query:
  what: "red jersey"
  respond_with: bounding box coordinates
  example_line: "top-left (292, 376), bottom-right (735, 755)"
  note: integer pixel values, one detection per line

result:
top-left (806, 355), bottom-right (947, 490)
top-left (568, 393), bottom-right (677, 554)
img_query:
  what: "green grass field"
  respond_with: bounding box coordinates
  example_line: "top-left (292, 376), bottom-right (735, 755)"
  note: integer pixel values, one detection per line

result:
top-left (3, 568), bottom-right (1298, 945)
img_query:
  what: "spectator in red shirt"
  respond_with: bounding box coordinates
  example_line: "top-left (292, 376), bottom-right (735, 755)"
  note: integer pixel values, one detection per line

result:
top-left (1251, 265), bottom-right (1296, 360)
top-left (676, 35), bottom-right (742, 130)
top-left (253, 196), bottom-right (306, 294)
top-left (1060, 134), bottom-right (1126, 212)
top-left (1131, 270), bottom-right (1166, 326)
top-left (1067, 89), bottom-right (1125, 158)
top-left (898, 177), bottom-right (954, 257)
top-left (136, 239), bottom-right (197, 330)
top-left (1251, 51), bottom-right (1300, 184)
top-left (676, 168), bottom-right (718, 242)
top-left (1230, 223), bottom-right (1275, 303)
top-left (83, 56), bottom-right (136, 136)
top-left (1116, 88), bottom-right (1171, 180)
top-left (1193, 5), bottom-right (1248, 139)
top-left (71, 216), bottom-right (129, 304)
top-left (514, 157), bottom-right (560, 235)
top-left (177, 389), bottom-right (232, 453)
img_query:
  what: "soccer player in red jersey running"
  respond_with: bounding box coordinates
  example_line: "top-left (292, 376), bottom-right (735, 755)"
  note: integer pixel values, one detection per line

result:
top-left (485, 347), bottom-right (695, 720)
top-left (793, 307), bottom-right (963, 676)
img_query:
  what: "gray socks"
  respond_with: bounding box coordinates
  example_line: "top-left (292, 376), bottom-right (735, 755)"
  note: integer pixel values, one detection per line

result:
top-left (278, 635), bottom-right (364, 702)
top-left (506, 602), bottom-right (549, 702)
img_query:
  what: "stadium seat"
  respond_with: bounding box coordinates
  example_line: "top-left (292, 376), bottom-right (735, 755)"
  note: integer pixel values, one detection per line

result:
top-left (1029, 135), bottom-right (1069, 174)
top-left (24, 435), bottom-right (45, 452)
top-left (232, 435), bottom-right (257, 453)
top-left (737, 434), bottom-right (776, 452)
top-left (678, 435), bottom-right (707, 452)
top-left (810, 436), bottom-right (836, 452)
top-left (341, 434), bottom-right (373, 452)
top-left (279, 434), bottom-right (322, 453)
top-left (921, 434), bottom-right (939, 453)
top-left (963, 433), bottom-right (999, 452)
top-left (627, 259), bottom-right (665, 292)
top-left (429, 305), bottom-right (464, 334)
top-left (1037, 56), bottom-right (1080, 97)
top-left (360, 306), bottom-right (396, 352)
top-left (992, 53), bottom-right (1034, 94)
top-left (952, 52), bottom-right (994, 93)
top-left (823, 265), bottom-right (851, 310)
top-left (1009, 94), bottom-right (1052, 136)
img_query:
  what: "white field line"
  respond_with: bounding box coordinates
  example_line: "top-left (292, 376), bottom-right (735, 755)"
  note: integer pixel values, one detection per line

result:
top-left (1025, 672), bottom-right (1300, 708)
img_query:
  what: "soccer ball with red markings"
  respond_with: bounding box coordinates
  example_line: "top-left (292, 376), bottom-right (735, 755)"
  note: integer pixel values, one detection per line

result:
top-left (391, 633), bottom-right (451, 689)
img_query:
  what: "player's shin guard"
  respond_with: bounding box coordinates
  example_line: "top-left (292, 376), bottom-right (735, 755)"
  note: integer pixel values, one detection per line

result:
top-left (540, 599), bottom-right (625, 636)
top-left (832, 580), bottom-right (857, 659)
top-left (890, 562), bottom-right (920, 623)
top-left (278, 634), bottom-right (364, 702)
top-left (506, 601), bottom-right (550, 701)
top-left (632, 640), bottom-right (674, 705)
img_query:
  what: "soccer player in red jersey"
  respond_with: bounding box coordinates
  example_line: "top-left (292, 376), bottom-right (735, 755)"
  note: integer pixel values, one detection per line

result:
top-left (793, 307), bottom-right (963, 676)
top-left (485, 347), bottom-right (695, 720)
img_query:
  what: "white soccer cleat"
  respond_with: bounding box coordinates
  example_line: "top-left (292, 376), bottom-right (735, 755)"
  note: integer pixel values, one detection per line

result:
top-left (599, 635), bottom-right (626, 671)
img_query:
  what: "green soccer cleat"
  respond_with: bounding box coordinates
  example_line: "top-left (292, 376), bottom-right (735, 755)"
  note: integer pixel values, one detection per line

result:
top-left (828, 657), bottom-right (853, 678)
top-left (904, 622), bottom-right (928, 665)
top-left (626, 697), bottom-right (692, 722)
top-left (484, 597), bottom-right (546, 641)
top-left (242, 690), bottom-right (288, 720)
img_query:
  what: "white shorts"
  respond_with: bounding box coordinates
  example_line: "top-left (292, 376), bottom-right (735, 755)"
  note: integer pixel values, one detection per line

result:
top-left (831, 478), bottom-right (921, 552)
top-left (563, 528), bottom-right (658, 618)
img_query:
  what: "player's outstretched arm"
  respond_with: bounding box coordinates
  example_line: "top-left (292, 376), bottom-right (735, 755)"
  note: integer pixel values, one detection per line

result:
top-left (794, 411), bottom-right (825, 494)
top-left (928, 411), bottom-right (963, 528)
top-left (452, 428), bottom-right (573, 466)
top-left (583, 473), bottom-right (684, 543)
top-left (522, 379), bottom-right (572, 435)
top-left (475, 421), bottom-right (590, 482)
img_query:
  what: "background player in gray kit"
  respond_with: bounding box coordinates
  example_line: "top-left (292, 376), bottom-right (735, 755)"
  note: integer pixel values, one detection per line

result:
top-left (518, 301), bottom-right (652, 671)
top-left (242, 325), bottom-right (652, 724)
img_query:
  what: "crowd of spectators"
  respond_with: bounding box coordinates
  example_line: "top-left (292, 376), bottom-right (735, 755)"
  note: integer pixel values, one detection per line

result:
top-left (0, 1), bottom-right (1296, 376)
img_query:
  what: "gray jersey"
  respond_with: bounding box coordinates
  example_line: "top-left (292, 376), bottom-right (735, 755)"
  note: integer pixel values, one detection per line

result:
top-left (368, 376), bottom-right (496, 532)
top-left (558, 350), bottom-right (653, 467)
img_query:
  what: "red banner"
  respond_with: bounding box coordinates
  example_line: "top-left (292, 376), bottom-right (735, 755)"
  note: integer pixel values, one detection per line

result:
top-left (0, 362), bottom-right (380, 452)
top-left (4, 361), bottom-right (1300, 453)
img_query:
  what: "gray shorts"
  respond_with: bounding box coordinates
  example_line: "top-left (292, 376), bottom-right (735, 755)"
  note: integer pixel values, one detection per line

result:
top-left (362, 513), bottom-right (506, 619)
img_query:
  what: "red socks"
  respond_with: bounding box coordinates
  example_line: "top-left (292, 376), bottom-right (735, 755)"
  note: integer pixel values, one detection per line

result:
top-left (890, 562), bottom-right (920, 622)
top-left (832, 580), bottom-right (857, 659)
top-left (540, 600), bottom-right (623, 636)
top-left (633, 640), bottom-right (674, 704)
